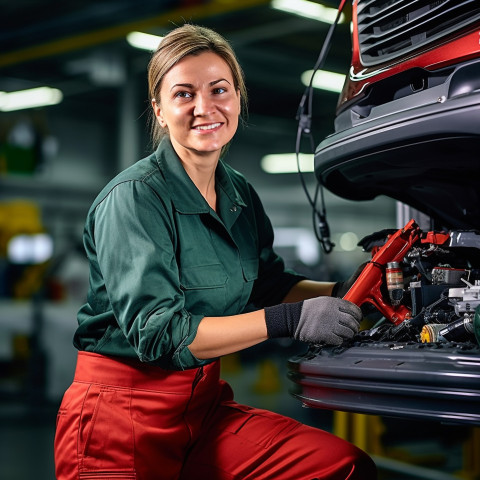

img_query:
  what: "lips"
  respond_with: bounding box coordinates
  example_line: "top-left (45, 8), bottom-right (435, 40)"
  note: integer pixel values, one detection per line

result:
top-left (193, 122), bottom-right (222, 131)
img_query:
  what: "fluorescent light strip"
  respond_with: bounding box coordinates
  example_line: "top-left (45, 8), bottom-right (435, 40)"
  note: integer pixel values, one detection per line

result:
top-left (0, 87), bottom-right (63, 112)
top-left (127, 31), bottom-right (163, 51)
top-left (8, 233), bottom-right (54, 264)
top-left (301, 69), bottom-right (346, 93)
top-left (261, 153), bottom-right (314, 174)
top-left (271, 0), bottom-right (344, 24)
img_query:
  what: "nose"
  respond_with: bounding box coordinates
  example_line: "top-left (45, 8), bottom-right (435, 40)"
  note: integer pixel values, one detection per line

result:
top-left (193, 92), bottom-right (215, 116)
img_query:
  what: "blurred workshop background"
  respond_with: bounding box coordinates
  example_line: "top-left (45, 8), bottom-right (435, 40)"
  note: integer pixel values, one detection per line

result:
top-left (0, 1), bottom-right (477, 479)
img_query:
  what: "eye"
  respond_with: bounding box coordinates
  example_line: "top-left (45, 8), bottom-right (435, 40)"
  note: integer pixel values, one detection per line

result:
top-left (213, 87), bottom-right (226, 94)
top-left (174, 91), bottom-right (192, 99)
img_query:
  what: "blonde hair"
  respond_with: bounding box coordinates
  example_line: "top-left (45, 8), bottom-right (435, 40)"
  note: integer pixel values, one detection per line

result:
top-left (148, 24), bottom-right (248, 149)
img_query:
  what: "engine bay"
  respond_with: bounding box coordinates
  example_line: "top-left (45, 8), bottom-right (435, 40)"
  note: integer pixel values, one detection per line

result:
top-left (287, 220), bottom-right (480, 424)
top-left (347, 219), bottom-right (480, 347)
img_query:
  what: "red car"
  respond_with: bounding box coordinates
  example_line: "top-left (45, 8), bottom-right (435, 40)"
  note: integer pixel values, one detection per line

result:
top-left (314, 0), bottom-right (480, 230)
top-left (289, 1), bottom-right (480, 425)
top-left (338, 0), bottom-right (480, 115)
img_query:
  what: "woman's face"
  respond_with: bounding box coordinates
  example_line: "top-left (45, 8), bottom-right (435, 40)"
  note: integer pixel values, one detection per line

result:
top-left (153, 51), bottom-right (241, 159)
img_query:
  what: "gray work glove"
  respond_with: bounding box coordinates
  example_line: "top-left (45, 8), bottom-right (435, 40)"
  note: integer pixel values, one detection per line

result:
top-left (265, 296), bottom-right (362, 346)
top-left (331, 262), bottom-right (368, 298)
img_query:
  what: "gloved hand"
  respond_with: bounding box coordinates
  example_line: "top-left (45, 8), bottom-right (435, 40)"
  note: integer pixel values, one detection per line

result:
top-left (331, 262), bottom-right (368, 298)
top-left (265, 296), bottom-right (362, 346)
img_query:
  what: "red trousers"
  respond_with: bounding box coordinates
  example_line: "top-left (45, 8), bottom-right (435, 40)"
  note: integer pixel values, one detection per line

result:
top-left (54, 352), bottom-right (376, 480)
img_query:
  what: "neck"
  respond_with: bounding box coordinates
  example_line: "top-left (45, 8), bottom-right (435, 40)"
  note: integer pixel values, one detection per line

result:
top-left (171, 142), bottom-right (220, 211)
top-left (193, 167), bottom-right (217, 212)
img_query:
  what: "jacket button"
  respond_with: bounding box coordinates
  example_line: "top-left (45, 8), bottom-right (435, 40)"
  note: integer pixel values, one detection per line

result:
top-left (230, 205), bottom-right (237, 212)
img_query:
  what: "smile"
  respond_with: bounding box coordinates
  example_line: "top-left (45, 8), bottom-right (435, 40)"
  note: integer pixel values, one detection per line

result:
top-left (193, 123), bottom-right (222, 131)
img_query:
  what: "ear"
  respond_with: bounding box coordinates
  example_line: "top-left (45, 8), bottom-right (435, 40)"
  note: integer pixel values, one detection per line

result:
top-left (152, 99), bottom-right (167, 128)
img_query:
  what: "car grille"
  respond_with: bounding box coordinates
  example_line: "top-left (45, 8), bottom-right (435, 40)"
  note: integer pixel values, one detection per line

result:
top-left (357, 0), bottom-right (480, 66)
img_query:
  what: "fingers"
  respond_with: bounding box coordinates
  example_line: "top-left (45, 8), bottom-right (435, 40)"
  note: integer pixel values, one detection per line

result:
top-left (338, 303), bottom-right (363, 322)
top-left (337, 317), bottom-right (359, 338)
top-left (295, 296), bottom-right (362, 346)
top-left (320, 320), bottom-right (357, 346)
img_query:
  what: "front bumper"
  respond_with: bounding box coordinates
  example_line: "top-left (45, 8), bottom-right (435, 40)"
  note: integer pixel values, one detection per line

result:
top-left (287, 341), bottom-right (480, 426)
top-left (315, 59), bottom-right (480, 230)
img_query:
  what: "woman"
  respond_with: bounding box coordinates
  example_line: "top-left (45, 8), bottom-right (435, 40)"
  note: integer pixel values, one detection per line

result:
top-left (54, 24), bottom-right (377, 480)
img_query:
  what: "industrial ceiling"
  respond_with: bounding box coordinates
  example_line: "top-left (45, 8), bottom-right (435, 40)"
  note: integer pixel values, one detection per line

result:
top-left (0, 0), bottom-right (351, 131)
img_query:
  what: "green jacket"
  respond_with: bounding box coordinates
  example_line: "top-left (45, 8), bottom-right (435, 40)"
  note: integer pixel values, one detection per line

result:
top-left (74, 138), bottom-right (305, 370)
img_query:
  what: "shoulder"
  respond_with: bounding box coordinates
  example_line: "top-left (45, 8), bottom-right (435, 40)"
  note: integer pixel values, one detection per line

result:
top-left (83, 153), bottom-right (176, 243)
top-left (90, 152), bottom-right (168, 212)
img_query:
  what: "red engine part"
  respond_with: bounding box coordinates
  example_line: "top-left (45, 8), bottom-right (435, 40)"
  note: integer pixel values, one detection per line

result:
top-left (343, 219), bottom-right (421, 325)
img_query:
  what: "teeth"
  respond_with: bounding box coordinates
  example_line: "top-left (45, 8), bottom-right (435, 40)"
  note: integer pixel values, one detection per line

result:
top-left (195, 123), bottom-right (221, 130)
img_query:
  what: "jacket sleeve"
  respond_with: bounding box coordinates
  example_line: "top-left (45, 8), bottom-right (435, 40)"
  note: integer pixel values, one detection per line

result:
top-left (93, 180), bottom-right (210, 370)
top-left (246, 184), bottom-right (307, 308)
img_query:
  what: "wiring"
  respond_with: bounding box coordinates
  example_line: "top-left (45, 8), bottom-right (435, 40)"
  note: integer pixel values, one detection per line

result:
top-left (295, 0), bottom-right (347, 254)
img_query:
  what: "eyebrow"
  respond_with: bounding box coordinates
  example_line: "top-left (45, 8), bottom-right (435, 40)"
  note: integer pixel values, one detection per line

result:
top-left (170, 78), bottom-right (232, 91)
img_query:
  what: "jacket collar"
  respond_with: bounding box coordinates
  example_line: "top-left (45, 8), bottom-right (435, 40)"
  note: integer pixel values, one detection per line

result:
top-left (154, 138), bottom-right (246, 215)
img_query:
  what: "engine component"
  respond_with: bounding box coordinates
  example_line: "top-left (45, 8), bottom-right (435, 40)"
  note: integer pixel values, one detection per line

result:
top-left (420, 324), bottom-right (446, 343)
top-left (344, 218), bottom-right (421, 325)
top-left (347, 220), bottom-right (480, 346)
top-left (450, 280), bottom-right (480, 316)
top-left (421, 318), bottom-right (475, 343)
top-left (432, 267), bottom-right (468, 285)
top-left (439, 317), bottom-right (475, 342)
top-left (386, 262), bottom-right (404, 306)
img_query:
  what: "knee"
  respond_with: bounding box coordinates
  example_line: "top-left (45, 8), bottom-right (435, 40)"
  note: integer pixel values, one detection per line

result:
top-left (304, 431), bottom-right (377, 479)
top-left (347, 447), bottom-right (377, 480)
top-left (322, 438), bottom-right (377, 480)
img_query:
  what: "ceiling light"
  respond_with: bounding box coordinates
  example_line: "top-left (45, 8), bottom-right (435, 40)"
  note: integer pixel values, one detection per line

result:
top-left (126, 31), bottom-right (163, 51)
top-left (339, 232), bottom-right (359, 251)
top-left (271, 0), bottom-right (344, 24)
top-left (8, 233), bottom-right (54, 264)
top-left (0, 87), bottom-right (63, 112)
top-left (301, 69), bottom-right (346, 93)
top-left (261, 153), bottom-right (313, 174)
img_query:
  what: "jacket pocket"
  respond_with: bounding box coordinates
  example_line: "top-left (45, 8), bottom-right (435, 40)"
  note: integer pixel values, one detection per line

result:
top-left (180, 263), bottom-right (227, 289)
top-left (180, 263), bottom-right (227, 315)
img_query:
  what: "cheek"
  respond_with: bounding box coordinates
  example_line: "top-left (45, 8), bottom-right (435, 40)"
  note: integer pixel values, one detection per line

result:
top-left (230, 113), bottom-right (239, 130)
top-left (158, 105), bottom-right (184, 129)
top-left (224, 100), bottom-right (241, 121)
top-left (225, 109), bottom-right (239, 142)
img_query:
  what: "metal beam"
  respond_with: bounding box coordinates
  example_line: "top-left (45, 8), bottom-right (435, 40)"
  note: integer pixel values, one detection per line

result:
top-left (0, 0), bottom-right (270, 68)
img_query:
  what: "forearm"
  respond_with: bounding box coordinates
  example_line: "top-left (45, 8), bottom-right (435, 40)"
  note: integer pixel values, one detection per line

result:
top-left (188, 280), bottom-right (362, 360)
top-left (187, 309), bottom-right (268, 359)
top-left (282, 279), bottom-right (335, 303)
top-left (188, 280), bottom-right (334, 359)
